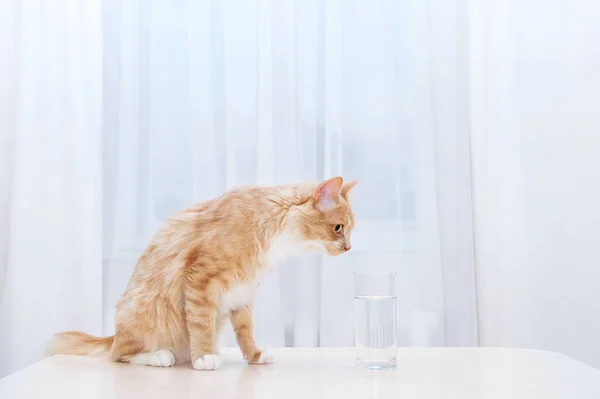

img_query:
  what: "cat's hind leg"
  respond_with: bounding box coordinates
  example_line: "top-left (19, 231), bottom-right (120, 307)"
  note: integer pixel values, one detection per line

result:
top-left (113, 340), bottom-right (177, 368)
top-left (128, 350), bottom-right (176, 367)
top-left (110, 325), bottom-right (177, 368)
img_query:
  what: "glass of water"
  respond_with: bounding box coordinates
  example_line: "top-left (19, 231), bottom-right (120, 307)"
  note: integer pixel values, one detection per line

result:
top-left (354, 271), bottom-right (397, 370)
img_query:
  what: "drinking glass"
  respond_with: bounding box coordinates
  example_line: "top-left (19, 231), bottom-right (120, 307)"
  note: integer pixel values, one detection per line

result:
top-left (353, 271), bottom-right (397, 370)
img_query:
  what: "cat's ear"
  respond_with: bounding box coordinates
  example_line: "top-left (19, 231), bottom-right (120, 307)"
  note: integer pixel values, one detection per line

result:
top-left (341, 179), bottom-right (359, 199)
top-left (314, 176), bottom-right (343, 213)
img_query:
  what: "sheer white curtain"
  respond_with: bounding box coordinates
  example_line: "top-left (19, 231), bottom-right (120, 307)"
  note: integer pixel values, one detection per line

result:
top-left (0, 0), bottom-right (476, 377)
top-left (470, 0), bottom-right (600, 368)
top-left (0, 0), bottom-right (104, 377)
top-left (101, 0), bottom-right (477, 349)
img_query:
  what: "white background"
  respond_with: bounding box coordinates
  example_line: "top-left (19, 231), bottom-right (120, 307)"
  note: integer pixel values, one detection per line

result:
top-left (470, 0), bottom-right (600, 368)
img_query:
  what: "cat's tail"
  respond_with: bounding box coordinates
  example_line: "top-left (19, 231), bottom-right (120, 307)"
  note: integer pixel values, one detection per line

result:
top-left (47, 331), bottom-right (114, 356)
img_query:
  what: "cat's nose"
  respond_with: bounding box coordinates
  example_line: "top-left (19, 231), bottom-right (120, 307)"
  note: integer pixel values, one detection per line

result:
top-left (344, 245), bottom-right (351, 252)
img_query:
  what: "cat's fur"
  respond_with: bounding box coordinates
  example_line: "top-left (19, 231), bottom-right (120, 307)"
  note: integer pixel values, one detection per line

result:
top-left (49, 177), bottom-right (357, 370)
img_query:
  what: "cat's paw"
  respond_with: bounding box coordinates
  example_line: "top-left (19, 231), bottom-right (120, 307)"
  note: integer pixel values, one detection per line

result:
top-left (249, 349), bottom-right (274, 365)
top-left (193, 354), bottom-right (221, 371)
top-left (154, 349), bottom-right (177, 367)
top-left (130, 349), bottom-right (176, 367)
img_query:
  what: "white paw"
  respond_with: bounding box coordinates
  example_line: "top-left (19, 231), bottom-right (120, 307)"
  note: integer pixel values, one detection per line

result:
top-left (250, 350), bottom-right (274, 365)
top-left (193, 354), bottom-right (221, 371)
top-left (155, 349), bottom-right (176, 367)
top-left (130, 350), bottom-right (176, 367)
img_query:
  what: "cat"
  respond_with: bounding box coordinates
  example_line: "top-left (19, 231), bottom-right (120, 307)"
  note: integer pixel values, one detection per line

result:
top-left (49, 176), bottom-right (358, 370)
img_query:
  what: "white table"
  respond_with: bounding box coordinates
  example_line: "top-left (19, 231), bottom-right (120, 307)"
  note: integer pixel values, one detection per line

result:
top-left (2, 348), bottom-right (600, 398)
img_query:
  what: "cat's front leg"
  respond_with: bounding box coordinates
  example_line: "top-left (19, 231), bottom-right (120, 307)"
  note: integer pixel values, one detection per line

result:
top-left (230, 304), bottom-right (274, 365)
top-left (213, 314), bottom-right (228, 355)
top-left (185, 283), bottom-right (221, 370)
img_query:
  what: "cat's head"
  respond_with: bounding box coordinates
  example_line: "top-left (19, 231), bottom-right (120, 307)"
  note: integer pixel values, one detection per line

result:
top-left (297, 177), bottom-right (358, 256)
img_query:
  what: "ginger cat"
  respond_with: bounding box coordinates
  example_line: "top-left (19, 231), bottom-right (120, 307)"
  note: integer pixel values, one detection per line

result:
top-left (49, 177), bottom-right (358, 370)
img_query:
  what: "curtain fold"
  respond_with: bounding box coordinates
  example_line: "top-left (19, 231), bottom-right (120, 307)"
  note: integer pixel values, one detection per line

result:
top-left (0, 0), bottom-right (104, 377)
top-left (470, 0), bottom-right (600, 368)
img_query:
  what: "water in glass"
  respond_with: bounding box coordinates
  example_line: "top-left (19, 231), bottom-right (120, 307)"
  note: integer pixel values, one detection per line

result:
top-left (354, 294), bottom-right (397, 369)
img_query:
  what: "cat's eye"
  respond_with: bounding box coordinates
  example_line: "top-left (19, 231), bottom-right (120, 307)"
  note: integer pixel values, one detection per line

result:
top-left (334, 224), bottom-right (343, 234)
